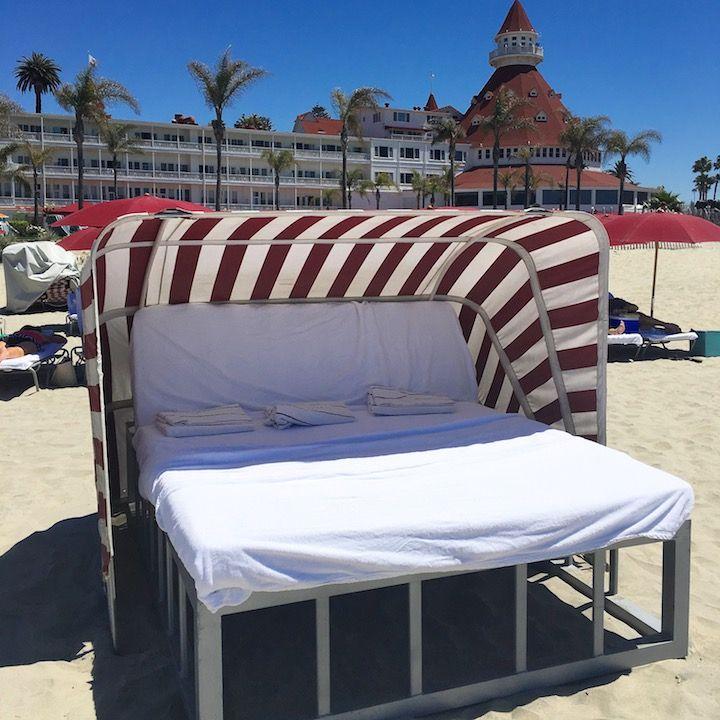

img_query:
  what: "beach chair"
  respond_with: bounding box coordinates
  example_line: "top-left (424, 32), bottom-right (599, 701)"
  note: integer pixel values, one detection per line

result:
top-left (640, 328), bottom-right (698, 354)
top-left (607, 332), bottom-right (644, 360)
top-left (65, 281), bottom-right (83, 336)
top-left (0, 342), bottom-right (68, 393)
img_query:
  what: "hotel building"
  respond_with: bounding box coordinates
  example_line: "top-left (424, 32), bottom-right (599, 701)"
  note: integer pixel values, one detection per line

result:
top-left (0, 0), bottom-right (652, 213)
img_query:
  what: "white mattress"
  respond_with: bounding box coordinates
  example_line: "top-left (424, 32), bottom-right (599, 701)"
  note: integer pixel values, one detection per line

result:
top-left (134, 403), bottom-right (693, 612)
top-left (607, 333), bottom-right (643, 347)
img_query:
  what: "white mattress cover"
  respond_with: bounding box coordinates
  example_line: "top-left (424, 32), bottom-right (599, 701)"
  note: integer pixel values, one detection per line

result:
top-left (134, 404), bottom-right (693, 612)
top-left (130, 301), bottom-right (478, 427)
top-left (642, 331), bottom-right (698, 343)
top-left (0, 342), bottom-right (63, 371)
top-left (607, 333), bottom-right (643, 346)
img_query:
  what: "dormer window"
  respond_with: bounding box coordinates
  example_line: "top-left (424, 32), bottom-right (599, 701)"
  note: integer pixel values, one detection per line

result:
top-left (471, 116), bottom-right (481, 126)
top-left (484, 91), bottom-right (493, 101)
top-left (529, 88), bottom-right (538, 98)
top-left (548, 90), bottom-right (555, 97)
top-left (535, 112), bottom-right (548, 122)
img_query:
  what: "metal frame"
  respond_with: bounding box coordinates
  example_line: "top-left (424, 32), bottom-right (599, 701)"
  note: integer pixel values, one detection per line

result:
top-left (0, 347), bottom-right (70, 393)
top-left (134, 496), bottom-right (690, 720)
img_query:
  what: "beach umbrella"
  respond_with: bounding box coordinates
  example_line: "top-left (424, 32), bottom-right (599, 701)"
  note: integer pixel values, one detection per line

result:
top-left (51, 195), bottom-right (208, 228)
top-left (57, 226), bottom-right (101, 252)
top-left (598, 212), bottom-right (720, 315)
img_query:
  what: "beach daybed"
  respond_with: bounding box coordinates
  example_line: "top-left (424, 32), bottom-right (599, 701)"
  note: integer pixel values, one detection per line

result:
top-left (80, 210), bottom-right (693, 720)
top-left (640, 328), bottom-right (698, 352)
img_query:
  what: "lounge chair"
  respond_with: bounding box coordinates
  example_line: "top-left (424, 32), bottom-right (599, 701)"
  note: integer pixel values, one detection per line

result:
top-left (0, 342), bottom-right (68, 393)
top-left (640, 328), bottom-right (698, 352)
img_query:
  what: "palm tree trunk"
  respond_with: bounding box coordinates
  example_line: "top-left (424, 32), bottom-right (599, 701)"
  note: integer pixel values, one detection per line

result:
top-left (32, 166), bottom-right (39, 225)
top-left (504, 189), bottom-right (509, 210)
top-left (492, 141), bottom-right (500, 209)
top-left (341, 131), bottom-right (348, 210)
top-left (618, 175), bottom-right (625, 216)
top-left (575, 157), bottom-right (582, 211)
top-left (113, 153), bottom-right (118, 200)
top-left (75, 115), bottom-right (85, 209)
top-left (35, 88), bottom-right (42, 114)
top-left (449, 142), bottom-right (456, 206)
top-left (275, 175), bottom-right (280, 211)
top-left (416, 192), bottom-right (420, 210)
top-left (564, 161), bottom-right (570, 211)
top-left (376, 187), bottom-right (380, 210)
top-left (214, 126), bottom-right (222, 212)
top-left (524, 160), bottom-right (530, 209)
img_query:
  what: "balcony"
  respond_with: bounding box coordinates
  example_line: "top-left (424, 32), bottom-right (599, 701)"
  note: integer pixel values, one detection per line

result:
top-left (489, 44), bottom-right (544, 62)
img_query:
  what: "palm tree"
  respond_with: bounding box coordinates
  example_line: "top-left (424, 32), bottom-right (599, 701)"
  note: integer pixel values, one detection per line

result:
top-left (713, 156), bottom-right (720, 201)
top-left (261, 148), bottom-right (294, 210)
top-left (331, 87), bottom-right (390, 209)
top-left (498, 169), bottom-right (519, 209)
top-left (604, 129), bottom-right (661, 214)
top-left (559, 114), bottom-right (609, 210)
top-left (322, 188), bottom-right (338, 209)
top-left (343, 168), bottom-right (371, 209)
top-left (431, 118), bottom-right (466, 205)
top-left (55, 67), bottom-right (139, 208)
top-left (98, 122), bottom-right (142, 200)
top-left (513, 145), bottom-right (537, 208)
top-left (608, 159), bottom-right (636, 185)
top-left (645, 187), bottom-right (683, 212)
top-left (426, 175), bottom-right (445, 207)
top-left (474, 88), bottom-right (535, 208)
top-left (0, 93), bottom-right (22, 139)
top-left (15, 53), bottom-right (62, 113)
top-left (410, 171), bottom-right (428, 209)
top-left (370, 171), bottom-right (397, 209)
top-left (17, 141), bottom-right (55, 224)
top-left (692, 156), bottom-right (713, 201)
top-left (188, 50), bottom-right (267, 211)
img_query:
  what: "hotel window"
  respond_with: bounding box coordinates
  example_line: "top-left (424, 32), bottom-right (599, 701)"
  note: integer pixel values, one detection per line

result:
top-left (57, 158), bottom-right (69, 166)
top-left (499, 148), bottom-right (505, 158)
top-left (252, 140), bottom-right (271, 147)
top-left (542, 148), bottom-right (547, 157)
top-left (400, 173), bottom-right (414, 184)
top-left (393, 112), bottom-right (410, 123)
top-left (534, 112), bottom-right (547, 122)
top-left (455, 150), bottom-right (466, 162)
top-left (228, 138), bottom-right (245, 146)
top-left (426, 114), bottom-right (440, 124)
top-left (372, 112), bottom-right (381, 123)
top-left (400, 147), bottom-right (420, 159)
top-left (374, 146), bottom-right (393, 158)
top-left (485, 149), bottom-right (491, 159)
top-left (429, 149), bottom-right (445, 161)
top-left (180, 164), bottom-right (190, 172)
top-left (322, 144), bottom-right (340, 152)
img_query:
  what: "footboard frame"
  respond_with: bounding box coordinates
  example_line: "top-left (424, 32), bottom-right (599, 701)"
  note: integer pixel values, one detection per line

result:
top-left (135, 498), bottom-right (690, 720)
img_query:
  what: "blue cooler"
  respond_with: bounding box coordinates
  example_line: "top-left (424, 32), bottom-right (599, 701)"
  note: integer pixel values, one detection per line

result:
top-left (610, 314), bottom-right (640, 333)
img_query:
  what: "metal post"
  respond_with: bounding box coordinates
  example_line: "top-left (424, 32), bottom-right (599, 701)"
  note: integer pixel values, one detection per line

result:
top-left (178, 576), bottom-right (188, 677)
top-left (608, 549), bottom-right (619, 596)
top-left (166, 541), bottom-right (175, 635)
top-left (316, 596), bottom-right (331, 716)
top-left (515, 564), bottom-right (528, 673)
top-left (409, 581), bottom-right (423, 695)
top-left (662, 521), bottom-right (691, 654)
top-left (157, 530), bottom-right (166, 607)
top-left (592, 550), bottom-right (605, 657)
top-left (194, 603), bottom-right (223, 720)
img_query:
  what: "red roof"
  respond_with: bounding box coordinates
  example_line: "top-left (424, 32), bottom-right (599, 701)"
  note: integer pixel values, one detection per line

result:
top-left (294, 112), bottom-right (343, 135)
top-left (424, 93), bottom-right (439, 111)
top-left (455, 164), bottom-right (644, 191)
top-left (461, 65), bottom-right (569, 147)
top-left (498, 0), bottom-right (535, 34)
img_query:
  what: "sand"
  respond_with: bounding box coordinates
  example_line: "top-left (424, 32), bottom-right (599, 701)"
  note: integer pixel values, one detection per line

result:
top-left (0, 246), bottom-right (718, 720)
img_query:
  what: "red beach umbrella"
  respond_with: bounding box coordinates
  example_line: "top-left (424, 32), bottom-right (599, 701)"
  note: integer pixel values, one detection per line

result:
top-left (57, 226), bottom-right (101, 252)
top-left (51, 195), bottom-right (208, 228)
top-left (598, 212), bottom-right (720, 315)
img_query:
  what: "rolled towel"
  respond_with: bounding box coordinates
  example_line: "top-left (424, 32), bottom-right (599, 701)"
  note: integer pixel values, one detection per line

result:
top-left (367, 386), bottom-right (455, 416)
top-left (264, 402), bottom-right (355, 429)
top-left (156, 404), bottom-right (255, 436)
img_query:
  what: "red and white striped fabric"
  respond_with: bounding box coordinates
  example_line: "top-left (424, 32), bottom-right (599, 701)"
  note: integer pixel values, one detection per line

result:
top-left (80, 209), bottom-right (609, 623)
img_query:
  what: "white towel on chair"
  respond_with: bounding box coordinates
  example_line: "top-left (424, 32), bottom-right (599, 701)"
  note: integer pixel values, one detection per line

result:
top-left (367, 386), bottom-right (455, 415)
top-left (156, 404), bottom-right (255, 436)
top-left (264, 402), bottom-right (356, 429)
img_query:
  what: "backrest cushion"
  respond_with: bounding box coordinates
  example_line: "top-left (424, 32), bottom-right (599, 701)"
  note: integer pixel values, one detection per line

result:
top-left (131, 300), bottom-right (478, 427)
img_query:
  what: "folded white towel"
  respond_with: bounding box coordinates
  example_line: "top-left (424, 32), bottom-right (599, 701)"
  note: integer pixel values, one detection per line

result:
top-left (367, 386), bottom-right (455, 416)
top-left (157, 404), bottom-right (253, 427)
top-left (264, 402), bottom-right (356, 429)
top-left (157, 421), bottom-right (255, 437)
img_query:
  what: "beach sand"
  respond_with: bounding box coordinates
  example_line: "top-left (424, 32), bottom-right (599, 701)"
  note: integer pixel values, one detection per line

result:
top-left (0, 246), bottom-right (718, 719)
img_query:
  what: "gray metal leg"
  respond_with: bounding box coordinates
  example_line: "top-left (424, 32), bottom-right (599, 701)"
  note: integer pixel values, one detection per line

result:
top-left (592, 550), bottom-right (605, 657)
top-left (316, 596), bottom-right (331, 716)
top-left (178, 575), bottom-right (189, 678)
top-left (515, 564), bottom-right (527, 673)
top-left (194, 603), bottom-right (223, 720)
top-left (166, 541), bottom-right (175, 634)
top-left (662, 520), bottom-right (691, 654)
top-left (608, 549), bottom-right (619, 596)
top-left (28, 367), bottom-right (40, 392)
top-left (158, 530), bottom-right (166, 606)
top-left (409, 581), bottom-right (423, 696)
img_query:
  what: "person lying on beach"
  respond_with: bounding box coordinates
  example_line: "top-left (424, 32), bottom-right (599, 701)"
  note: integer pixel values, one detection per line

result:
top-left (608, 320), bottom-right (626, 335)
top-left (0, 326), bottom-right (66, 362)
top-left (609, 295), bottom-right (682, 335)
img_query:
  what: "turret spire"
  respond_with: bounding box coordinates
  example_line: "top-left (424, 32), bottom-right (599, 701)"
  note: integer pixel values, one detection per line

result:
top-left (490, 1), bottom-right (543, 69)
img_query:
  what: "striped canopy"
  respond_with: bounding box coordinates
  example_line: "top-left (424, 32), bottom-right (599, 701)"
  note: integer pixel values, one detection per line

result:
top-left (80, 209), bottom-right (609, 636)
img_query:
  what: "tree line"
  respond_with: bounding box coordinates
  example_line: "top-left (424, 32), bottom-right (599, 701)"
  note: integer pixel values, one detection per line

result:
top-left (2, 50), bottom-right (663, 218)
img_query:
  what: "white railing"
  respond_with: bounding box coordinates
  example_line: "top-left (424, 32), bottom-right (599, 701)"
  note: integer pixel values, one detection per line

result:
top-left (490, 45), bottom-right (544, 61)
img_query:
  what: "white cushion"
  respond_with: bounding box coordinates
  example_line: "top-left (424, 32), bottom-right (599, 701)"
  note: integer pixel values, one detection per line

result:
top-left (131, 301), bottom-right (478, 427)
top-left (0, 343), bottom-right (63, 371)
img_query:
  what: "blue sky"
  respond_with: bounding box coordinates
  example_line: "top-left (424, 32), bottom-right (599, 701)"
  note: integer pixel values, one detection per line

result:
top-left (2, 0), bottom-right (718, 199)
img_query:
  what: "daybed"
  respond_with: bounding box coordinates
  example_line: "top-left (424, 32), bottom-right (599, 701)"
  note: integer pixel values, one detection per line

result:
top-left (0, 341), bottom-right (68, 392)
top-left (80, 210), bottom-right (693, 720)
